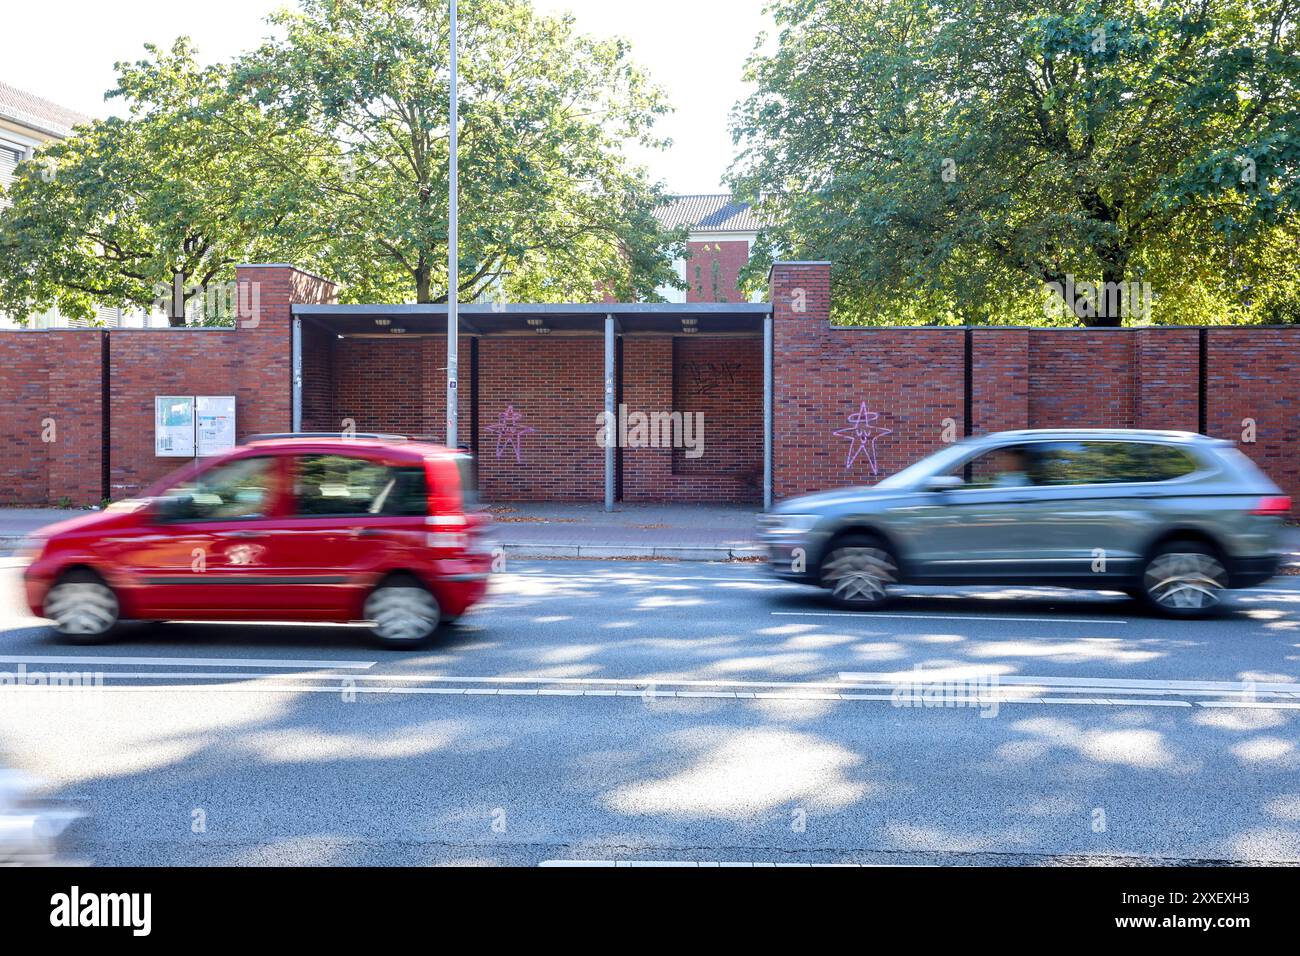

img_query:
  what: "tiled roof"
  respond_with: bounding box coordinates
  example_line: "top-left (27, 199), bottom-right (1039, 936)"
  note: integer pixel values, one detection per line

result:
top-left (655, 193), bottom-right (764, 233)
top-left (0, 80), bottom-right (94, 138)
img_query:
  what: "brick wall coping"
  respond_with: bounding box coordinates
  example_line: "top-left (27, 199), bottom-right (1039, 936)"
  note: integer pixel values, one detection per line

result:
top-left (236, 262), bottom-right (338, 286)
top-left (0, 326), bottom-right (236, 333)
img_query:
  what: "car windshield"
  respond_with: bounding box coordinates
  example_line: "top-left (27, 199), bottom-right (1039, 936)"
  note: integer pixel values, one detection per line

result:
top-left (874, 442), bottom-right (972, 489)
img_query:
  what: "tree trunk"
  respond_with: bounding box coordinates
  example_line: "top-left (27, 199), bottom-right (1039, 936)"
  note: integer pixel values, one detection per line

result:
top-left (1088, 254), bottom-right (1129, 328)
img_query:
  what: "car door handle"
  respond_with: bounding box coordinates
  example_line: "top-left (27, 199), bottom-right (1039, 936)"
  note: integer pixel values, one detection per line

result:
top-left (351, 528), bottom-right (383, 537)
top-left (224, 530), bottom-right (267, 539)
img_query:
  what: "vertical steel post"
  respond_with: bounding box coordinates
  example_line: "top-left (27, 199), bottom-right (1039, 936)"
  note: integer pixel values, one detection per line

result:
top-left (763, 310), bottom-right (773, 510)
top-left (605, 314), bottom-right (615, 512)
top-left (291, 316), bottom-right (303, 433)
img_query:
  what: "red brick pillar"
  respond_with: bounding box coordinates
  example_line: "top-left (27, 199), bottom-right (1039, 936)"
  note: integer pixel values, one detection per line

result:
top-left (234, 264), bottom-right (337, 439)
top-left (769, 261), bottom-right (831, 500)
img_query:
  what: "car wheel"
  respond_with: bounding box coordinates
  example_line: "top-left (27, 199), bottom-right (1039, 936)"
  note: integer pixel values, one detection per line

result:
top-left (45, 569), bottom-right (120, 643)
top-left (364, 577), bottom-right (441, 647)
top-left (1140, 541), bottom-right (1228, 618)
top-left (819, 535), bottom-right (897, 610)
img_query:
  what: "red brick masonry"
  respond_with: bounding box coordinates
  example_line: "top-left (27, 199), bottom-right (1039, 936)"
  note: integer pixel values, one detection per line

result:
top-left (1, 262), bottom-right (1296, 508)
top-left (771, 262), bottom-right (1299, 504)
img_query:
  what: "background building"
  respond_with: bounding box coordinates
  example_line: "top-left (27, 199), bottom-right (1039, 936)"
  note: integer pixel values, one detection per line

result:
top-left (0, 79), bottom-right (170, 330)
top-left (653, 194), bottom-right (763, 304)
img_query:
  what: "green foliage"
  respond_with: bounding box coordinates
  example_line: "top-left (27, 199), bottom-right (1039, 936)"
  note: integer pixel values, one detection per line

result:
top-left (0, 0), bottom-right (684, 323)
top-left (730, 0), bottom-right (1300, 326)
top-left (230, 0), bottom-right (685, 304)
top-left (0, 40), bottom-right (328, 323)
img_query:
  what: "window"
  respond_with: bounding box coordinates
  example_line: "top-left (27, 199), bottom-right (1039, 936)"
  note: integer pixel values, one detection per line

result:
top-left (0, 143), bottom-right (22, 210)
top-left (951, 445), bottom-right (1038, 489)
top-left (1145, 444), bottom-right (1200, 481)
top-left (292, 455), bottom-right (427, 517)
top-left (1034, 442), bottom-right (1198, 486)
top-left (159, 456), bottom-right (276, 521)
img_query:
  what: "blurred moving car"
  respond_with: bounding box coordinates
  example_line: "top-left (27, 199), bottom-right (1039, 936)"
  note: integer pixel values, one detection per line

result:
top-left (759, 430), bottom-right (1287, 617)
top-left (0, 765), bottom-right (81, 865)
top-left (21, 434), bottom-right (492, 647)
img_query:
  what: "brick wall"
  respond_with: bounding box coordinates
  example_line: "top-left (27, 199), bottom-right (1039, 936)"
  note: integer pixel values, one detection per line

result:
top-left (106, 330), bottom-right (243, 496)
top-left (477, 337), bottom-right (603, 501)
top-left (772, 262), bottom-right (966, 498)
top-left (0, 265), bottom-right (335, 505)
top-left (0, 331), bottom-right (104, 506)
top-left (3, 259), bottom-right (1299, 509)
top-left (1027, 331), bottom-right (1136, 428)
top-left (685, 240), bottom-right (750, 303)
top-left (617, 336), bottom-right (762, 503)
top-left (1206, 330), bottom-right (1300, 495)
top-left (0, 333), bottom-right (56, 505)
top-left (769, 261), bottom-right (1300, 508)
top-left (670, 336), bottom-right (762, 498)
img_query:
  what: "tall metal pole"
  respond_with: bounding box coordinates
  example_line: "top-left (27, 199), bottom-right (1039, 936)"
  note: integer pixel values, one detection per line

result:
top-left (446, 0), bottom-right (460, 449)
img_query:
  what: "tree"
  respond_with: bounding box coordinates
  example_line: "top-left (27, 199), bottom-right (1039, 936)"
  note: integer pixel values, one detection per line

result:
top-left (730, 0), bottom-right (1300, 326)
top-left (0, 0), bottom-right (684, 324)
top-left (234, 0), bottom-right (683, 304)
top-left (0, 40), bottom-right (330, 325)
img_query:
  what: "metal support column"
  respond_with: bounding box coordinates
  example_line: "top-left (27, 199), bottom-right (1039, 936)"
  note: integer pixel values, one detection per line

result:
top-left (291, 315), bottom-right (303, 433)
top-left (763, 310), bottom-right (773, 510)
top-left (604, 314), bottom-right (616, 512)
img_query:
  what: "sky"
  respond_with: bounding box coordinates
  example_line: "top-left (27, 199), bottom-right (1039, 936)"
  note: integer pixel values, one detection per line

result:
top-left (2, 0), bottom-right (775, 194)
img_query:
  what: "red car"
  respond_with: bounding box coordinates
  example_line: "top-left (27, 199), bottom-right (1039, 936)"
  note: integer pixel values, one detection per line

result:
top-left (22, 434), bottom-right (493, 647)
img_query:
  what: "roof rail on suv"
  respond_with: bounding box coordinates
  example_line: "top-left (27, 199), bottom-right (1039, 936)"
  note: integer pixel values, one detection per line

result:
top-left (245, 431), bottom-right (410, 442)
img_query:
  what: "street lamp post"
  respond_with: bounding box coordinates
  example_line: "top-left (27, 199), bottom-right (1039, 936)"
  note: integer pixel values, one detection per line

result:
top-left (446, 0), bottom-right (460, 449)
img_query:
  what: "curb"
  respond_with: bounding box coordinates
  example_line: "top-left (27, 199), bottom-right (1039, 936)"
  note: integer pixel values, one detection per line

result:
top-left (0, 536), bottom-right (759, 562)
top-left (502, 543), bottom-right (763, 562)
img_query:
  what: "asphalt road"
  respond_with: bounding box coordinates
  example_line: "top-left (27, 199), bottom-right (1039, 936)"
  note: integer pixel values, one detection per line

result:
top-left (2, 558), bottom-right (1299, 866)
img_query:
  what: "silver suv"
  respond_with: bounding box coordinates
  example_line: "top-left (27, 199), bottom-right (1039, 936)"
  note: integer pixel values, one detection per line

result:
top-left (760, 430), bottom-right (1287, 617)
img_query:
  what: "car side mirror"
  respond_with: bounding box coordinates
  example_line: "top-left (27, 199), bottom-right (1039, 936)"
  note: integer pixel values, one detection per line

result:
top-left (923, 475), bottom-right (964, 492)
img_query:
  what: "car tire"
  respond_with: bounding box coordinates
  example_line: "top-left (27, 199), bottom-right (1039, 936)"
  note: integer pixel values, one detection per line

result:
top-left (819, 535), bottom-right (898, 611)
top-left (44, 569), bottom-right (120, 643)
top-left (364, 576), bottom-right (442, 648)
top-left (1140, 540), bottom-right (1229, 618)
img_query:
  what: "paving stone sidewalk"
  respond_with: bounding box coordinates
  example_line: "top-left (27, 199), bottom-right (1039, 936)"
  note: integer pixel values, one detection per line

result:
top-left (5, 503), bottom-right (1300, 564)
top-left (0, 503), bottom-right (764, 561)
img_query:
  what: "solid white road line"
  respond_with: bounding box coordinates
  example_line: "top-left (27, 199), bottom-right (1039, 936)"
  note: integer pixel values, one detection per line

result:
top-left (7, 669), bottom-right (1298, 709)
top-left (9, 682), bottom-right (1298, 709)
top-left (838, 671), bottom-right (1300, 694)
top-left (33, 669), bottom-right (1299, 698)
top-left (773, 610), bottom-right (1128, 624)
top-left (0, 655), bottom-right (376, 669)
top-left (538, 860), bottom-right (876, 867)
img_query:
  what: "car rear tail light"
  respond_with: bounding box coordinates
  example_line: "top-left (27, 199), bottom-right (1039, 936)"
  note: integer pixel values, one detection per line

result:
top-left (1251, 496), bottom-right (1291, 516)
top-left (426, 514), bottom-right (467, 548)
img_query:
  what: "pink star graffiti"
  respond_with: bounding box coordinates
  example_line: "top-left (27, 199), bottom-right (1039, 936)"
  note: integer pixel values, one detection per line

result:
top-left (833, 401), bottom-right (892, 474)
top-left (485, 404), bottom-right (537, 464)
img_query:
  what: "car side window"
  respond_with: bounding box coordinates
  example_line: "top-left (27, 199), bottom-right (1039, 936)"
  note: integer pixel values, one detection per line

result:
top-left (952, 445), bottom-right (1039, 489)
top-left (1145, 444), bottom-right (1200, 481)
top-left (1034, 441), bottom-right (1196, 485)
top-left (292, 455), bottom-right (427, 517)
top-left (159, 456), bottom-right (277, 522)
